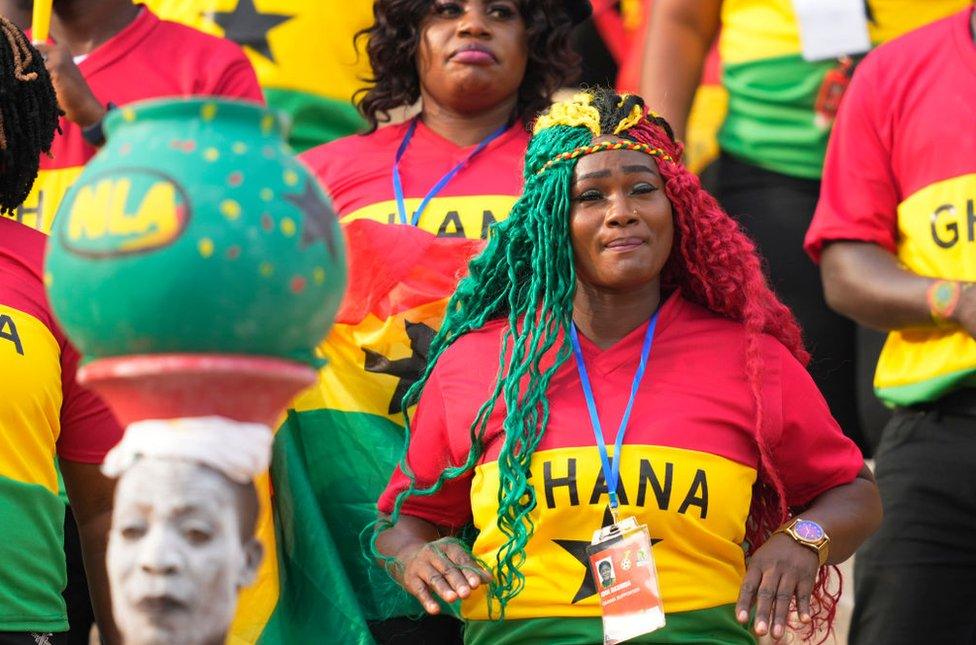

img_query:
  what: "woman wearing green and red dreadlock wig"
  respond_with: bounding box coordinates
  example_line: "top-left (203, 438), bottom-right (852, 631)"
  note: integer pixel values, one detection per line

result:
top-left (372, 88), bottom-right (881, 644)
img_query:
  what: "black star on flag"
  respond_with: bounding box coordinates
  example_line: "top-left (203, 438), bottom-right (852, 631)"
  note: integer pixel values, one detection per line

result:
top-left (553, 507), bottom-right (663, 604)
top-left (364, 321), bottom-right (436, 414)
top-left (284, 180), bottom-right (340, 257)
top-left (212, 0), bottom-right (294, 63)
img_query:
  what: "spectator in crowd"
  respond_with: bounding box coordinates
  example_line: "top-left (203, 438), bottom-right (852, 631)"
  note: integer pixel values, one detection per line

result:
top-left (142, 0), bottom-right (375, 151)
top-left (640, 0), bottom-right (968, 455)
top-left (6, 2), bottom-right (262, 640)
top-left (374, 88), bottom-right (881, 644)
top-left (0, 15), bottom-right (123, 644)
top-left (805, 6), bottom-right (976, 642)
top-left (273, 0), bottom-right (588, 642)
top-left (4, 0), bottom-right (262, 235)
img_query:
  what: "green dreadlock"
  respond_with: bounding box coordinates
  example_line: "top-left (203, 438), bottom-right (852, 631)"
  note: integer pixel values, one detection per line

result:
top-left (370, 89), bottom-right (658, 616)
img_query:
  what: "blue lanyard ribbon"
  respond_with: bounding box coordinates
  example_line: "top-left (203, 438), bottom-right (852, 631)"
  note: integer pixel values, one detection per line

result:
top-left (569, 313), bottom-right (659, 513)
top-left (392, 117), bottom-right (508, 227)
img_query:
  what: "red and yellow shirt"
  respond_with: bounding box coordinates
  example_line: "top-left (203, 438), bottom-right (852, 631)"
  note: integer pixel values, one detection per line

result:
top-left (7, 6), bottom-right (263, 235)
top-left (806, 8), bottom-right (976, 406)
top-left (301, 119), bottom-right (531, 240)
top-left (0, 217), bottom-right (122, 631)
top-left (380, 294), bottom-right (862, 643)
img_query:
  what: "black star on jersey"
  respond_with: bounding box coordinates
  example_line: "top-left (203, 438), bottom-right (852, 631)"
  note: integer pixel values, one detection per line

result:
top-left (284, 180), bottom-right (340, 257)
top-left (363, 321), bottom-right (436, 414)
top-left (553, 506), bottom-right (663, 604)
top-left (212, 0), bottom-right (294, 63)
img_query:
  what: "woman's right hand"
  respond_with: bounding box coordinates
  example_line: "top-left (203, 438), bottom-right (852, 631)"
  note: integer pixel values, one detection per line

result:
top-left (396, 537), bottom-right (493, 614)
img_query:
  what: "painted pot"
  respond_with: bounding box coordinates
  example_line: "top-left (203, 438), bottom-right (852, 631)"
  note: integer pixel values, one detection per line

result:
top-left (45, 98), bottom-right (346, 366)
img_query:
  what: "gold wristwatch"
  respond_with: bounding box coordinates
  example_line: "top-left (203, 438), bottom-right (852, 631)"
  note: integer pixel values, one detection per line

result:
top-left (774, 517), bottom-right (829, 567)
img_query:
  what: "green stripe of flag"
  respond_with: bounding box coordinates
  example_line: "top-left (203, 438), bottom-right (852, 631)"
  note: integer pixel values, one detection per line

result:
top-left (261, 408), bottom-right (420, 643)
top-left (265, 88), bottom-right (365, 153)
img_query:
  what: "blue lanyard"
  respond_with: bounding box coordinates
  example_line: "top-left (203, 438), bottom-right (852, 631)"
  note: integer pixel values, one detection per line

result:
top-left (392, 117), bottom-right (508, 227)
top-left (569, 313), bottom-right (659, 513)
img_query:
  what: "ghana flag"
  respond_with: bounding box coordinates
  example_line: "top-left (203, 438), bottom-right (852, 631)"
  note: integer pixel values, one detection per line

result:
top-left (251, 220), bottom-right (484, 642)
top-left (143, 0), bottom-right (372, 150)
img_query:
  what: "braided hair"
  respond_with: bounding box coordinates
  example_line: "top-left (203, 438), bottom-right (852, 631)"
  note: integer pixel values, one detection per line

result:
top-left (0, 14), bottom-right (60, 214)
top-left (374, 88), bottom-right (839, 640)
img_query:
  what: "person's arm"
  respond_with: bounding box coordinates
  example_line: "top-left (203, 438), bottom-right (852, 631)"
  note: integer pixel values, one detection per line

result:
top-left (375, 515), bottom-right (491, 614)
top-left (639, 0), bottom-right (722, 141)
top-left (61, 460), bottom-right (121, 644)
top-left (57, 337), bottom-right (124, 642)
top-left (33, 40), bottom-right (106, 129)
top-left (820, 241), bottom-right (976, 335)
top-left (736, 465), bottom-right (881, 639)
top-left (735, 341), bottom-right (882, 639)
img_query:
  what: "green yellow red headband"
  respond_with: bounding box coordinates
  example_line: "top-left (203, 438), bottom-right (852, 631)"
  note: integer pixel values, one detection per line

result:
top-left (535, 140), bottom-right (672, 175)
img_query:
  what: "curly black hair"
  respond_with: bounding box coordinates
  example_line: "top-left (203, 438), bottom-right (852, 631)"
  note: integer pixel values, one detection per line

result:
top-left (0, 15), bottom-right (60, 215)
top-left (354, 0), bottom-right (580, 132)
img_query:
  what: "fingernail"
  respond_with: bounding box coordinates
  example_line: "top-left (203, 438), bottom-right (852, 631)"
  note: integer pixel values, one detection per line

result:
top-left (801, 613), bottom-right (811, 623)
top-left (756, 621), bottom-right (767, 635)
top-left (773, 625), bottom-right (783, 638)
top-left (458, 586), bottom-right (470, 596)
top-left (737, 610), bottom-right (748, 622)
top-left (467, 576), bottom-right (479, 586)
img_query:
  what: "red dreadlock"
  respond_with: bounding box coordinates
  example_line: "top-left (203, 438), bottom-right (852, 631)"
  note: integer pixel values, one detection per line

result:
top-left (625, 117), bottom-right (840, 642)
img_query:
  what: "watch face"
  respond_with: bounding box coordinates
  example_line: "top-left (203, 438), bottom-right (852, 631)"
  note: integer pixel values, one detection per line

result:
top-left (794, 520), bottom-right (825, 542)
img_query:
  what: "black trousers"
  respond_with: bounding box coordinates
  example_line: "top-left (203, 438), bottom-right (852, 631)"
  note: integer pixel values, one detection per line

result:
top-left (0, 633), bottom-right (66, 645)
top-left (61, 508), bottom-right (93, 645)
top-left (714, 152), bottom-right (888, 454)
top-left (850, 392), bottom-right (976, 644)
top-left (369, 615), bottom-right (464, 644)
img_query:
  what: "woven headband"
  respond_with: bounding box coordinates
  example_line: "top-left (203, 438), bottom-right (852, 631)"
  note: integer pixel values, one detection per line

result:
top-left (536, 141), bottom-right (673, 175)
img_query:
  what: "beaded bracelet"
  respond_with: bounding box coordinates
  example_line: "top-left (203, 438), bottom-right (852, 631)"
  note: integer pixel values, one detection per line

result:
top-left (927, 280), bottom-right (971, 327)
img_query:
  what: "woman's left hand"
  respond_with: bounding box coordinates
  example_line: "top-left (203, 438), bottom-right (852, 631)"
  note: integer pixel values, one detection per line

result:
top-left (735, 533), bottom-right (819, 640)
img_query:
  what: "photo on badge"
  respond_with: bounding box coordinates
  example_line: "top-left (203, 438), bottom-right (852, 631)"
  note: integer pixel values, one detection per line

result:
top-left (587, 518), bottom-right (666, 644)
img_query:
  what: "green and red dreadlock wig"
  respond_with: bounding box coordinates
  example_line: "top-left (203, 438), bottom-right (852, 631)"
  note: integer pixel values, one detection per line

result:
top-left (373, 87), bottom-right (840, 640)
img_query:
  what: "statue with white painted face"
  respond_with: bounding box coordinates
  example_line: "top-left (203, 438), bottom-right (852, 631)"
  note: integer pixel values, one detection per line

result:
top-left (101, 417), bottom-right (270, 645)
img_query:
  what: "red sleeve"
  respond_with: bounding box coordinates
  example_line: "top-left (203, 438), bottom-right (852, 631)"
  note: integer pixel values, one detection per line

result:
top-left (208, 54), bottom-right (264, 104)
top-left (377, 368), bottom-right (473, 530)
top-left (804, 55), bottom-right (900, 263)
top-left (770, 343), bottom-right (864, 508)
top-left (56, 340), bottom-right (123, 464)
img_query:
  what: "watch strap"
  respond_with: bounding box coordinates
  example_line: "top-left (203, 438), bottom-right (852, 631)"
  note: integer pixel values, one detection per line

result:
top-left (774, 517), bottom-right (829, 567)
top-left (81, 101), bottom-right (117, 147)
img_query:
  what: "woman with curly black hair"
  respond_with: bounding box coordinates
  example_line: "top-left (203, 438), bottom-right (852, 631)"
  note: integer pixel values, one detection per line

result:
top-left (302, 0), bottom-right (588, 239)
top-left (284, 2), bottom-right (588, 643)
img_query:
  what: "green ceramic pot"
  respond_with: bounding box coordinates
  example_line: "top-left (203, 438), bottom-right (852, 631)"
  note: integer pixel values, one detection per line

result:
top-left (45, 98), bottom-right (346, 366)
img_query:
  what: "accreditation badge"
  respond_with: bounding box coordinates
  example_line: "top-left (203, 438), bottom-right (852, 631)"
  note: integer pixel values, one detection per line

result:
top-left (586, 517), bottom-right (665, 644)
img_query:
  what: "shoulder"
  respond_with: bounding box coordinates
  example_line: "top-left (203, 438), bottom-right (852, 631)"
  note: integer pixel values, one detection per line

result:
top-left (0, 220), bottom-right (61, 343)
top-left (0, 218), bottom-right (45, 276)
top-left (148, 13), bottom-right (251, 63)
top-left (436, 319), bottom-right (508, 374)
top-left (857, 10), bottom-right (959, 89)
top-left (665, 296), bottom-right (751, 343)
top-left (301, 125), bottom-right (406, 186)
top-left (658, 296), bottom-right (800, 374)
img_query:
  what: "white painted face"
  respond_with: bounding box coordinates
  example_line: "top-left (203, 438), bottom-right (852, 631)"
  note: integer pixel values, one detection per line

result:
top-left (107, 458), bottom-right (261, 645)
